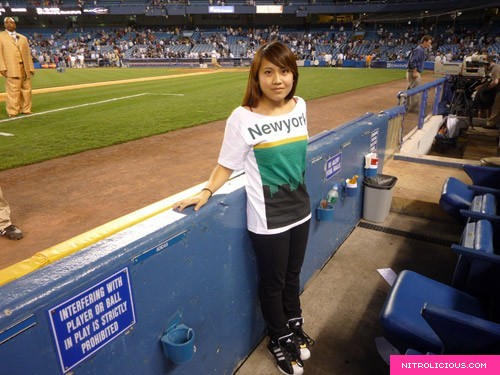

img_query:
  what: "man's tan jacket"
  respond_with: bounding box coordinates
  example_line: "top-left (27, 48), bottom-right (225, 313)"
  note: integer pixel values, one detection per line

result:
top-left (0, 30), bottom-right (35, 77)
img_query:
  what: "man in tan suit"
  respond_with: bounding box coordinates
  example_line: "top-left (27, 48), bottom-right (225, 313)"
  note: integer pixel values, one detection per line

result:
top-left (0, 17), bottom-right (35, 117)
top-left (0, 185), bottom-right (23, 240)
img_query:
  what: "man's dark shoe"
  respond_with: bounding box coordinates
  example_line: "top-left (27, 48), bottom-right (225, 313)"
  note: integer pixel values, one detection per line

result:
top-left (0, 225), bottom-right (23, 240)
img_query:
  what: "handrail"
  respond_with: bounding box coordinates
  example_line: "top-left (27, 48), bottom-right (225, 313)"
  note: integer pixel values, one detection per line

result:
top-left (397, 77), bottom-right (447, 130)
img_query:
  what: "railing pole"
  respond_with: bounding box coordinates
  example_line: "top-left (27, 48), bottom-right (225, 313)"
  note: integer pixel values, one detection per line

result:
top-left (433, 83), bottom-right (443, 115)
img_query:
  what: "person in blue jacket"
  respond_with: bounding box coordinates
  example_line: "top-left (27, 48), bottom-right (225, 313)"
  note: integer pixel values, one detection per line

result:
top-left (406, 35), bottom-right (433, 111)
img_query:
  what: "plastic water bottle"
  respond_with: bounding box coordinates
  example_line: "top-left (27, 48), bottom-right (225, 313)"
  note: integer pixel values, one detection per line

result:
top-left (327, 184), bottom-right (339, 204)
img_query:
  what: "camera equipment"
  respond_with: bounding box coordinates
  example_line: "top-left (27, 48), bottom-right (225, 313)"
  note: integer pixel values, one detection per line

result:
top-left (463, 56), bottom-right (489, 76)
top-left (447, 75), bottom-right (484, 125)
top-left (434, 74), bottom-right (485, 153)
top-left (434, 61), bottom-right (463, 76)
top-left (434, 56), bottom-right (487, 78)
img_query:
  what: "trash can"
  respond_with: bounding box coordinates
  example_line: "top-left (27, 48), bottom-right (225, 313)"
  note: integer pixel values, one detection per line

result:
top-left (362, 174), bottom-right (398, 223)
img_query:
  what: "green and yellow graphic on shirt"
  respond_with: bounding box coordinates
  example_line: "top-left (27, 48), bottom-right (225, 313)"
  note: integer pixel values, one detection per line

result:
top-left (254, 135), bottom-right (307, 195)
top-left (253, 135), bottom-right (310, 229)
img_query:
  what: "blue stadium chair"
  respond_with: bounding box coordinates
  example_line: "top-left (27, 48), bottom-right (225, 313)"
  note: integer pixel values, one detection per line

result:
top-left (463, 165), bottom-right (500, 190)
top-left (439, 174), bottom-right (500, 296)
top-left (419, 301), bottom-right (500, 354)
top-left (439, 165), bottom-right (500, 223)
top-left (451, 219), bottom-right (497, 299)
top-left (380, 269), bottom-right (500, 354)
top-left (439, 177), bottom-right (476, 222)
top-left (380, 220), bottom-right (500, 354)
top-left (459, 189), bottom-right (499, 229)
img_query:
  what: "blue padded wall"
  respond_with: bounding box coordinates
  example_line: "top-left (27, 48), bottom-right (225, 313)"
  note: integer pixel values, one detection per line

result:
top-left (0, 112), bottom-right (390, 374)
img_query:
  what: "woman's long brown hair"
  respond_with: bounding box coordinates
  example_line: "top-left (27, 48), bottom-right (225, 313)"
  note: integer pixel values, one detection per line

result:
top-left (242, 41), bottom-right (299, 108)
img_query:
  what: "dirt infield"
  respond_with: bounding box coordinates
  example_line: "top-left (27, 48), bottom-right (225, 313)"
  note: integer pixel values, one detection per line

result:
top-left (0, 72), bottom-right (436, 269)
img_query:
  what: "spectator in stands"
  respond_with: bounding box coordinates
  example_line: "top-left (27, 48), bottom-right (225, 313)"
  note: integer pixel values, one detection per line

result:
top-left (365, 53), bottom-right (372, 68)
top-left (0, 185), bottom-right (23, 241)
top-left (0, 17), bottom-right (35, 117)
top-left (324, 51), bottom-right (332, 67)
top-left (445, 50), bottom-right (453, 62)
top-left (210, 49), bottom-right (221, 68)
top-left (406, 34), bottom-right (432, 112)
top-left (14, 21), bottom-right (499, 72)
top-left (434, 52), bottom-right (442, 63)
top-left (174, 41), bottom-right (313, 375)
top-left (337, 51), bottom-right (344, 68)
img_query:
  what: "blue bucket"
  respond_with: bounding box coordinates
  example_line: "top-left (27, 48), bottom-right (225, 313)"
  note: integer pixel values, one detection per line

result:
top-left (316, 206), bottom-right (334, 221)
top-left (161, 324), bottom-right (195, 364)
top-left (346, 184), bottom-right (358, 197)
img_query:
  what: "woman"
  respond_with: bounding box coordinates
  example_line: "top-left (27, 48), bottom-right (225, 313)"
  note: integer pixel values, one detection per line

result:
top-left (174, 41), bottom-right (313, 375)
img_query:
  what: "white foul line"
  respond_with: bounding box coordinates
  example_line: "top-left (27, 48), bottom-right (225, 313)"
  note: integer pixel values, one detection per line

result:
top-left (0, 92), bottom-right (185, 126)
top-left (145, 93), bottom-right (185, 96)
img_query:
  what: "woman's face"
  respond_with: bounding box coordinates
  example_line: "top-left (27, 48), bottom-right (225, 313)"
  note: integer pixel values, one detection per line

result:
top-left (257, 58), bottom-right (294, 105)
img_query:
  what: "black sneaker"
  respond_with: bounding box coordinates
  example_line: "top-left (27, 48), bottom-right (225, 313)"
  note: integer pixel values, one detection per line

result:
top-left (288, 318), bottom-right (315, 360)
top-left (0, 225), bottom-right (23, 240)
top-left (267, 333), bottom-right (304, 375)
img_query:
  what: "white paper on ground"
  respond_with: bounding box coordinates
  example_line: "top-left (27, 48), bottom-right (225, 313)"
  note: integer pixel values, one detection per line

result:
top-left (377, 268), bottom-right (398, 286)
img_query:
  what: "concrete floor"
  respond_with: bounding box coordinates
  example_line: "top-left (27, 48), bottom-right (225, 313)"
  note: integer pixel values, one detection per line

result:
top-left (234, 158), bottom-right (465, 375)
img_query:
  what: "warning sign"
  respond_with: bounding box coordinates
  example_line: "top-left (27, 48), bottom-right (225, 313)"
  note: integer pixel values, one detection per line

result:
top-left (48, 268), bottom-right (136, 373)
top-left (324, 152), bottom-right (342, 181)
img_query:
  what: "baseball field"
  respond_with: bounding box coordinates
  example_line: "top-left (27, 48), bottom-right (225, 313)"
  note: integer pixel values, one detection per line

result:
top-left (0, 67), bottom-right (405, 171)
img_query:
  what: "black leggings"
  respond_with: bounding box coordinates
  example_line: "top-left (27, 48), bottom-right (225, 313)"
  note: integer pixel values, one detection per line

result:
top-left (248, 219), bottom-right (310, 340)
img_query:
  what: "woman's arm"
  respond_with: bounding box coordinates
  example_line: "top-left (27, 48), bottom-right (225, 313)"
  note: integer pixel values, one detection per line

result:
top-left (173, 164), bottom-right (234, 212)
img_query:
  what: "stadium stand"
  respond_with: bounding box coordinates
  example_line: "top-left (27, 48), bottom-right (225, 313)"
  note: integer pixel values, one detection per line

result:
top-left (1, 0), bottom-right (492, 67)
top-left (21, 20), bottom-right (500, 68)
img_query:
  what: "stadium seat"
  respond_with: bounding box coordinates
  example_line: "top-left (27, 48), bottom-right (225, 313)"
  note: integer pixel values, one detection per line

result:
top-left (439, 178), bottom-right (500, 296)
top-left (380, 220), bottom-right (500, 354)
top-left (451, 219), bottom-right (497, 298)
top-left (463, 165), bottom-right (500, 190)
top-left (380, 269), bottom-right (500, 354)
top-left (439, 165), bottom-right (500, 223)
top-left (439, 177), bottom-right (475, 222)
top-left (458, 189), bottom-right (498, 221)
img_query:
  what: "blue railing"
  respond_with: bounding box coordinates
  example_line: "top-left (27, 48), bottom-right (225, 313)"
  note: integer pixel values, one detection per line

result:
top-left (397, 77), bottom-right (447, 130)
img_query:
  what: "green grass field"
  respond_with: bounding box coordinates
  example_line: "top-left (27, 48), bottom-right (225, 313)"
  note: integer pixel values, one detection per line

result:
top-left (0, 67), bottom-right (405, 171)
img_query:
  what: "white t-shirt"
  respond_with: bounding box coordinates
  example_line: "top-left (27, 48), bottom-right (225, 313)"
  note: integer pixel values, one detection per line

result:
top-left (218, 97), bottom-right (311, 235)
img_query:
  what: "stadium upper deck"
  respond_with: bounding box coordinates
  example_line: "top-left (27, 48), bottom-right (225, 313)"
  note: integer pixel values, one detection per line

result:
top-left (2, 0), bottom-right (499, 23)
